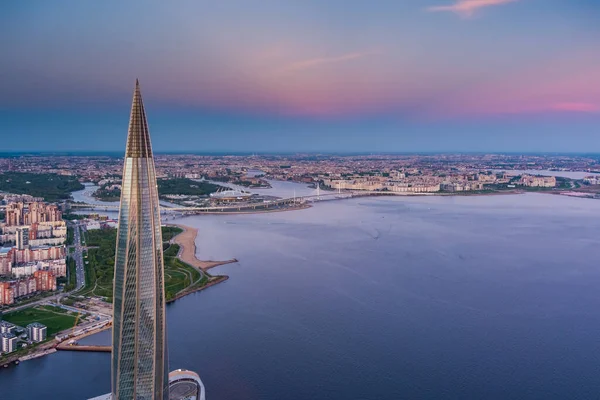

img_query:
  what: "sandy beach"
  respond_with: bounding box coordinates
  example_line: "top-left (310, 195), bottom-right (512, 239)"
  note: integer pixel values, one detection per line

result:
top-left (169, 224), bottom-right (237, 270)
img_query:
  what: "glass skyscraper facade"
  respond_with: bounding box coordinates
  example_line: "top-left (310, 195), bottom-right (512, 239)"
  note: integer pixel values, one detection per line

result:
top-left (111, 80), bottom-right (169, 399)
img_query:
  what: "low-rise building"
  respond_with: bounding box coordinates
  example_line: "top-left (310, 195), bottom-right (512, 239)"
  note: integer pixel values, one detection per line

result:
top-left (518, 175), bottom-right (556, 188)
top-left (440, 182), bottom-right (484, 192)
top-left (85, 221), bottom-right (102, 230)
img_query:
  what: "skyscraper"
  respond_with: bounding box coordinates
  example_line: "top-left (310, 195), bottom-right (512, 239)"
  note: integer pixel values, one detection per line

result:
top-left (111, 80), bottom-right (169, 399)
top-left (91, 80), bottom-right (205, 400)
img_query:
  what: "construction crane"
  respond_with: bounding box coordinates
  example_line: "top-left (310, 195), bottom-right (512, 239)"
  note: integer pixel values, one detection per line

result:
top-left (71, 312), bottom-right (82, 337)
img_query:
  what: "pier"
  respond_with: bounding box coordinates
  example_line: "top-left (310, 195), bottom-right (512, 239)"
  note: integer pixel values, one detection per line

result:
top-left (56, 344), bottom-right (111, 352)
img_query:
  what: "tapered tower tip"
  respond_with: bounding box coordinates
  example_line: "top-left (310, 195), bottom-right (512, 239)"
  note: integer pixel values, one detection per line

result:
top-left (125, 79), bottom-right (152, 158)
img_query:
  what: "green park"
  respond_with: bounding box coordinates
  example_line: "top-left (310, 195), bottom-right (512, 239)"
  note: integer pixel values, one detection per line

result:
top-left (73, 226), bottom-right (211, 302)
top-left (2, 305), bottom-right (82, 336)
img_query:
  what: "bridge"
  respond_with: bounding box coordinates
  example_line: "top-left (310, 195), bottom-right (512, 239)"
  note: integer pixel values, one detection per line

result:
top-left (68, 190), bottom-right (394, 214)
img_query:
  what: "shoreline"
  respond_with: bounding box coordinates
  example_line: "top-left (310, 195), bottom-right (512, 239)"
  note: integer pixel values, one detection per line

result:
top-left (168, 275), bottom-right (229, 303)
top-left (168, 224), bottom-right (238, 271)
top-left (163, 223), bottom-right (237, 304)
top-left (2, 224), bottom-right (236, 365)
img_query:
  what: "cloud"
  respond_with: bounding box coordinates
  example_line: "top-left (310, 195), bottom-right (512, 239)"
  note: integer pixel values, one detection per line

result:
top-left (551, 102), bottom-right (600, 113)
top-left (427, 0), bottom-right (518, 17)
top-left (283, 51), bottom-right (377, 72)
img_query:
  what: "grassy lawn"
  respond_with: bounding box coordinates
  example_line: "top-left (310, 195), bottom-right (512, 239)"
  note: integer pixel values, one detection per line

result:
top-left (163, 252), bottom-right (202, 300)
top-left (161, 226), bottom-right (183, 242)
top-left (75, 227), bottom-right (204, 302)
top-left (3, 305), bottom-right (80, 336)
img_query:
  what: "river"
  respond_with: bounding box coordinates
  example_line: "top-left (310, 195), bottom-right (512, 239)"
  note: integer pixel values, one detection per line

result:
top-left (3, 190), bottom-right (600, 399)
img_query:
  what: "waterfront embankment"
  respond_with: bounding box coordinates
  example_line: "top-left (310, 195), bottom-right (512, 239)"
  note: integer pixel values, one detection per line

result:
top-left (2, 224), bottom-right (237, 364)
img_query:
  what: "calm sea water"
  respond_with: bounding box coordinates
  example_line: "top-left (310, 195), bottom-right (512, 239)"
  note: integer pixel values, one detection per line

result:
top-left (3, 193), bottom-right (600, 400)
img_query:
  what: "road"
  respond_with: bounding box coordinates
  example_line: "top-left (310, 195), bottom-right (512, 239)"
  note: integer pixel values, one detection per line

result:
top-left (72, 222), bottom-right (86, 290)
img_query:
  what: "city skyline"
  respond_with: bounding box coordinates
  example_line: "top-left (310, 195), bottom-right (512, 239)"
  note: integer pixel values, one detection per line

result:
top-left (2, 1), bottom-right (600, 152)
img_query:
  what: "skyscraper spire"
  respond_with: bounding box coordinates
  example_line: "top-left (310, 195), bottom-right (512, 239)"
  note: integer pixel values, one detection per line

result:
top-left (125, 79), bottom-right (153, 158)
top-left (112, 79), bottom-right (169, 399)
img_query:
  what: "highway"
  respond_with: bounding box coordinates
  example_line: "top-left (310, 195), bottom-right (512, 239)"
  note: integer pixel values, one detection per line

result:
top-left (72, 222), bottom-right (86, 290)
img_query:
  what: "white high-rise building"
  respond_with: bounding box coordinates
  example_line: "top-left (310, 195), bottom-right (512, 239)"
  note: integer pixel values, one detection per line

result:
top-left (1, 332), bottom-right (18, 353)
top-left (0, 321), bottom-right (16, 334)
top-left (27, 322), bottom-right (47, 342)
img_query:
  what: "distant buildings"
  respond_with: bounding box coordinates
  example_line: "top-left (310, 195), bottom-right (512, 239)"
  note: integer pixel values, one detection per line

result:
top-left (517, 175), bottom-right (556, 188)
top-left (27, 322), bottom-right (47, 342)
top-left (11, 259), bottom-right (66, 279)
top-left (0, 270), bottom-right (58, 306)
top-left (0, 221), bottom-right (67, 247)
top-left (4, 202), bottom-right (62, 227)
top-left (0, 245), bottom-right (66, 275)
top-left (440, 182), bottom-right (484, 192)
top-left (386, 183), bottom-right (441, 193)
top-left (15, 227), bottom-right (29, 250)
top-left (1, 332), bottom-right (18, 353)
top-left (324, 177), bottom-right (444, 193)
top-left (0, 200), bottom-right (66, 305)
top-left (209, 189), bottom-right (253, 203)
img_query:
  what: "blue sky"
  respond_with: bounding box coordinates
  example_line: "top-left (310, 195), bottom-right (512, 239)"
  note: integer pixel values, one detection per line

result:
top-left (1, 0), bottom-right (599, 152)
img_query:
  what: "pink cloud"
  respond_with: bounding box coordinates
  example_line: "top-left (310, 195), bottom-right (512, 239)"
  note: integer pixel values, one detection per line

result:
top-left (427, 0), bottom-right (519, 17)
top-left (551, 102), bottom-right (600, 113)
top-left (424, 49), bottom-right (600, 119)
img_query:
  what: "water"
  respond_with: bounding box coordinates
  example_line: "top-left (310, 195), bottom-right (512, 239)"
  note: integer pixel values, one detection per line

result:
top-left (202, 179), bottom-right (317, 198)
top-left (3, 193), bottom-right (600, 399)
top-left (70, 183), bottom-right (114, 206)
top-left (71, 182), bottom-right (180, 208)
